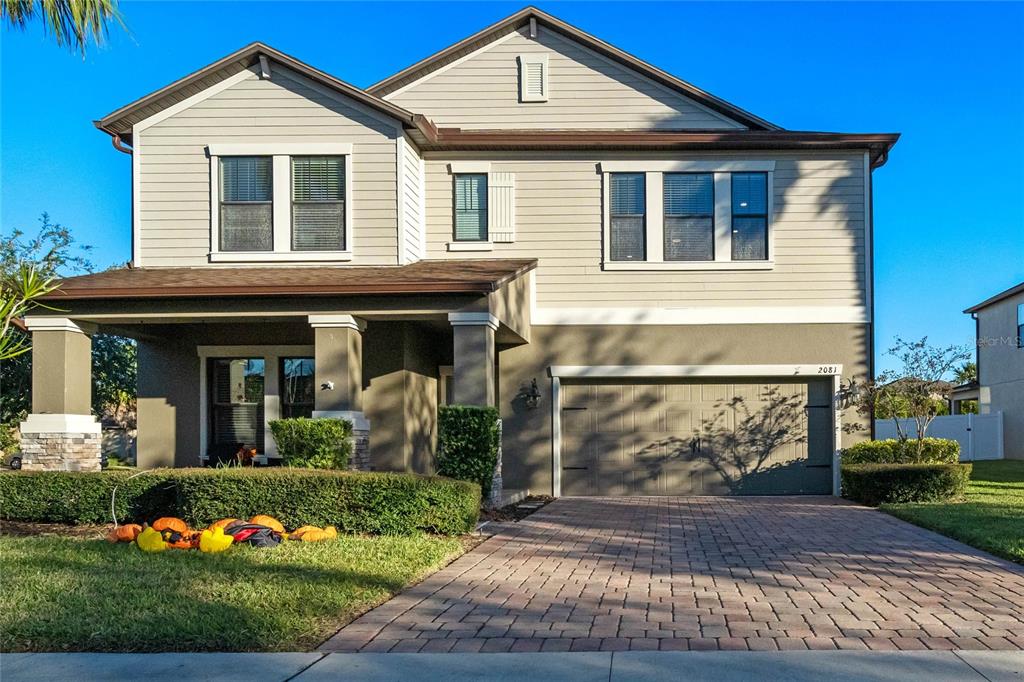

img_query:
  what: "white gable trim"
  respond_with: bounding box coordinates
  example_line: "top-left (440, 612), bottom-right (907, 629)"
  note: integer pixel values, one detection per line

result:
top-left (382, 30), bottom-right (522, 100)
top-left (134, 67), bottom-right (258, 133)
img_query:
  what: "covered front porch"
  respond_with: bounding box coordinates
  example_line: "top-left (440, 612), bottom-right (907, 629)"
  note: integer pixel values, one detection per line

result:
top-left (19, 260), bottom-right (534, 473)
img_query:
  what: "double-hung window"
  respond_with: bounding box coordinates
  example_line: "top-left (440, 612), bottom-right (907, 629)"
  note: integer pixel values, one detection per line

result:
top-left (292, 156), bottom-right (346, 251)
top-left (664, 173), bottom-right (714, 261)
top-left (454, 173), bottom-right (488, 242)
top-left (609, 173), bottom-right (646, 261)
top-left (219, 157), bottom-right (273, 252)
top-left (731, 172), bottom-right (769, 261)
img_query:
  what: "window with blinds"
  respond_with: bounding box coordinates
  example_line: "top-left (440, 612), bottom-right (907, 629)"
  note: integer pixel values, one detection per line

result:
top-left (664, 173), bottom-right (714, 261)
top-left (209, 358), bottom-right (264, 455)
top-left (731, 172), bottom-right (769, 260)
top-left (454, 173), bottom-right (488, 241)
top-left (292, 156), bottom-right (345, 251)
top-left (610, 173), bottom-right (645, 261)
top-left (220, 157), bottom-right (272, 252)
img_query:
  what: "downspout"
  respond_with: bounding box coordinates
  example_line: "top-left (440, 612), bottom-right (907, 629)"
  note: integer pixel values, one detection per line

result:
top-left (111, 135), bottom-right (136, 268)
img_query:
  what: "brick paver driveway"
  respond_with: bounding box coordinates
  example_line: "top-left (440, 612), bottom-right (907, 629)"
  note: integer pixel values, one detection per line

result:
top-left (321, 497), bottom-right (1024, 653)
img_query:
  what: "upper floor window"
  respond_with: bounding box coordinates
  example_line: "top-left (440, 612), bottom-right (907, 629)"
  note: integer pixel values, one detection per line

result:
top-left (220, 156), bottom-right (273, 252)
top-left (208, 143), bottom-right (352, 262)
top-left (731, 172), bottom-right (768, 261)
top-left (664, 173), bottom-right (714, 261)
top-left (292, 156), bottom-right (345, 251)
top-left (610, 173), bottom-right (646, 261)
top-left (454, 173), bottom-right (488, 242)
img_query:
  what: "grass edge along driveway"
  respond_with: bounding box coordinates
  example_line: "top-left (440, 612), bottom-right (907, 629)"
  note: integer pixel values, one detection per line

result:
top-left (0, 533), bottom-right (463, 652)
top-left (882, 460), bottom-right (1024, 564)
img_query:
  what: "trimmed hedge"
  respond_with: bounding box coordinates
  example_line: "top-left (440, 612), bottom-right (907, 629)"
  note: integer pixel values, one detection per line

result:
top-left (841, 463), bottom-right (972, 506)
top-left (841, 438), bottom-right (960, 465)
top-left (269, 417), bottom-right (352, 469)
top-left (437, 405), bottom-right (500, 498)
top-left (0, 468), bottom-right (480, 536)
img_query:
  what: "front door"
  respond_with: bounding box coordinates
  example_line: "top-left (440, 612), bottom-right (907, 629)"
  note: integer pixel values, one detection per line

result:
top-left (207, 357), bottom-right (265, 463)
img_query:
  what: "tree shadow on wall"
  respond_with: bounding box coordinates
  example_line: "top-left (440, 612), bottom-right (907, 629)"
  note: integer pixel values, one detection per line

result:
top-left (638, 387), bottom-right (811, 494)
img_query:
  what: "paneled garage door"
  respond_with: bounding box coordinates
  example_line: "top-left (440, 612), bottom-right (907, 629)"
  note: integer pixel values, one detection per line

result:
top-left (560, 378), bottom-right (834, 496)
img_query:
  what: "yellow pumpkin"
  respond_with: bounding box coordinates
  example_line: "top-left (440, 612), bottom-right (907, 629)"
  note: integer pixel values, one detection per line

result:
top-left (287, 525), bottom-right (321, 540)
top-left (106, 523), bottom-right (142, 543)
top-left (152, 517), bottom-right (188, 534)
top-left (249, 515), bottom-right (285, 533)
top-left (209, 518), bottom-right (238, 531)
top-left (136, 526), bottom-right (168, 553)
top-left (199, 526), bottom-right (234, 553)
top-left (300, 526), bottom-right (338, 543)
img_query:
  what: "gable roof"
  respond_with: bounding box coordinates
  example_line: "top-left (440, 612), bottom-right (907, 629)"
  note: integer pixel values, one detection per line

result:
top-left (367, 6), bottom-right (779, 131)
top-left (94, 42), bottom-right (438, 144)
top-left (964, 281), bottom-right (1024, 313)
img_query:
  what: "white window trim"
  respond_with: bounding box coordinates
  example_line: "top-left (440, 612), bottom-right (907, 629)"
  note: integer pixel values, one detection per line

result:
top-left (602, 164), bottom-right (774, 270)
top-left (208, 143), bottom-right (353, 263)
top-left (448, 242), bottom-right (495, 252)
top-left (548, 363), bottom-right (845, 498)
top-left (197, 345), bottom-right (315, 463)
top-left (518, 54), bottom-right (549, 103)
top-left (447, 164), bottom-right (512, 251)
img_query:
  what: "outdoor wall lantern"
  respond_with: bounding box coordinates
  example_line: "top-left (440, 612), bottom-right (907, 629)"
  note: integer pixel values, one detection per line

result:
top-left (524, 379), bottom-right (542, 409)
top-left (321, 381), bottom-right (334, 391)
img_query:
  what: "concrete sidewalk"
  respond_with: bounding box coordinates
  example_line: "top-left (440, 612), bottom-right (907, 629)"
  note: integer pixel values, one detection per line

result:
top-left (2, 651), bottom-right (1023, 681)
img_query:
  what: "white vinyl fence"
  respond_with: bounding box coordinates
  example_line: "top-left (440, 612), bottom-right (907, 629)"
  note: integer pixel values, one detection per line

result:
top-left (874, 412), bottom-right (1004, 461)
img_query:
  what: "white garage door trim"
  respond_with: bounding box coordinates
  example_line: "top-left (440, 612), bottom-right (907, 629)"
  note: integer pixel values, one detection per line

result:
top-left (548, 364), bottom-right (845, 497)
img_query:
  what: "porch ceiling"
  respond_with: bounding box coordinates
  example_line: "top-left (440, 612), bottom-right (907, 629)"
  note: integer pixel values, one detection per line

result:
top-left (44, 259), bottom-right (536, 299)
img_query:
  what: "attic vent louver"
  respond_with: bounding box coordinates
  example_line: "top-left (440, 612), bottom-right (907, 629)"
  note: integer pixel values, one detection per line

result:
top-left (518, 54), bottom-right (548, 103)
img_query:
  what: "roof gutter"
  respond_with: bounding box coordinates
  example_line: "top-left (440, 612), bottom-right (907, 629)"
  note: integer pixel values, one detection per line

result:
top-left (111, 134), bottom-right (133, 155)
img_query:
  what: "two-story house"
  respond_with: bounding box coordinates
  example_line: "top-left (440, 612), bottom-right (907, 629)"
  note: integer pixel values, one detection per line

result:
top-left (954, 282), bottom-right (1024, 459)
top-left (19, 7), bottom-right (898, 496)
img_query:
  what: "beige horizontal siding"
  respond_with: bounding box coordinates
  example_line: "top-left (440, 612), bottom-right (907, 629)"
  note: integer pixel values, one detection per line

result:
top-left (137, 66), bottom-right (401, 267)
top-left (399, 137), bottom-right (425, 263)
top-left (422, 151), bottom-right (867, 309)
top-left (388, 26), bottom-right (746, 131)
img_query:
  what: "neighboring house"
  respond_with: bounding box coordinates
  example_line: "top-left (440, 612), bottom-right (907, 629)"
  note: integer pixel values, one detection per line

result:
top-left (19, 7), bottom-right (898, 496)
top-left (955, 282), bottom-right (1024, 459)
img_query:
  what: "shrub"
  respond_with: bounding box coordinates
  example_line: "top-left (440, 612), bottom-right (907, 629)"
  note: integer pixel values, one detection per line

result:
top-left (437, 405), bottom-right (500, 498)
top-left (841, 438), bottom-right (959, 465)
top-left (0, 470), bottom-right (178, 524)
top-left (0, 468), bottom-right (480, 535)
top-left (841, 463), bottom-right (972, 506)
top-left (269, 417), bottom-right (352, 469)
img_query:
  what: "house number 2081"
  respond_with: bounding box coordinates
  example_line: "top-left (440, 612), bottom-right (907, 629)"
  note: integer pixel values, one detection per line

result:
top-left (817, 366), bottom-right (838, 374)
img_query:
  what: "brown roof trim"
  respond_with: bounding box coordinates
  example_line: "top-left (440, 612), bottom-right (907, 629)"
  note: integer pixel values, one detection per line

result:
top-left (964, 281), bottom-right (1024, 313)
top-left (95, 42), bottom-right (439, 143)
top-left (43, 260), bottom-right (538, 301)
top-left (367, 6), bottom-right (779, 131)
top-left (425, 129), bottom-right (900, 168)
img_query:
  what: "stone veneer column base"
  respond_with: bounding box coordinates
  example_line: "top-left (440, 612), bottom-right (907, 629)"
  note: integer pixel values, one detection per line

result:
top-left (18, 414), bottom-right (103, 472)
top-left (313, 410), bottom-right (371, 472)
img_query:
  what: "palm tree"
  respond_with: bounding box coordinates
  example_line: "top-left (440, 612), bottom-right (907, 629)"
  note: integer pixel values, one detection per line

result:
top-left (2, 0), bottom-right (123, 55)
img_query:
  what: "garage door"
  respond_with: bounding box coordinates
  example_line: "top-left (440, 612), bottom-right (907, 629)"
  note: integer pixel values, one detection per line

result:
top-left (560, 378), bottom-right (834, 496)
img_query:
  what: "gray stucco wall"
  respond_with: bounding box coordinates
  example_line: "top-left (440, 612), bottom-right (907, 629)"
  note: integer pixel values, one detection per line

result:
top-left (977, 290), bottom-right (1024, 459)
top-left (497, 323), bottom-right (871, 495)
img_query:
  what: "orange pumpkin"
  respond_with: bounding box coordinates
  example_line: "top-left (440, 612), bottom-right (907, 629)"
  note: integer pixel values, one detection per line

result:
top-left (152, 517), bottom-right (188, 533)
top-left (249, 515), bottom-right (285, 533)
top-left (106, 523), bottom-right (143, 543)
top-left (209, 518), bottom-right (238, 531)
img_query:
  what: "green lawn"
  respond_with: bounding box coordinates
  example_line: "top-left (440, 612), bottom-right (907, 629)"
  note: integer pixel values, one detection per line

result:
top-left (0, 534), bottom-right (463, 652)
top-left (882, 460), bottom-right (1024, 564)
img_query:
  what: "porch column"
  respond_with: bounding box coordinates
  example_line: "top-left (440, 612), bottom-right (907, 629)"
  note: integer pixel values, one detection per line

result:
top-left (449, 312), bottom-right (498, 407)
top-left (19, 317), bottom-right (102, 471)
top-left (309, 314), bottom-right (370, 470)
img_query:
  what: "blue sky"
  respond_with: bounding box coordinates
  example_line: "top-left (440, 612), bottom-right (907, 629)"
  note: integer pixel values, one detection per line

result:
top-left (2, 2), bottom-right (1022, 372)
